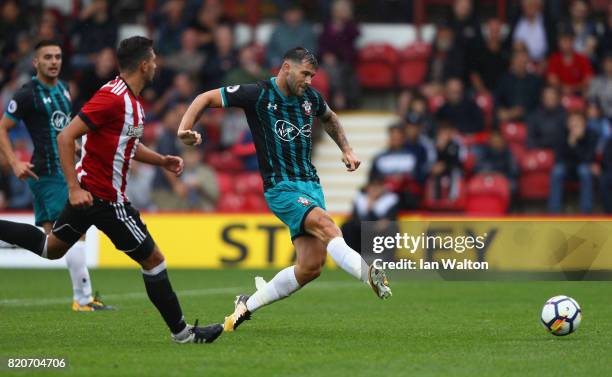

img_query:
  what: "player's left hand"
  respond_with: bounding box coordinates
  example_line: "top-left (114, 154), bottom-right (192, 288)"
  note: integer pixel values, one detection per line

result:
top-left (342, 150), bottom-right (361, 172)
top-left (163, 155), bottom-right (184, 176)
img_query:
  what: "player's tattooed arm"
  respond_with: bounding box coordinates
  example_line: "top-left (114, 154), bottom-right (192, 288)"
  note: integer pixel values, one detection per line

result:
top-left (178, 89), bottom-right (223, 146)
top-left (319, 109), bottom-right (361, 172)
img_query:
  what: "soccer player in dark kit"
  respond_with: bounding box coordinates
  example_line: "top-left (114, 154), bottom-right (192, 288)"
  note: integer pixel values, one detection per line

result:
top-left (0, 36), bottom-right (223, 344)
top-left (177, 47), bottom-right (392, 332)
top-left (0, 40), bottom-right (110, 311)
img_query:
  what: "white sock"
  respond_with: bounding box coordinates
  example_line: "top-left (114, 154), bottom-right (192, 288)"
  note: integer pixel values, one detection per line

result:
top-left (246, 266), bottom-right (300, 313)
top-left (326, 237), bottom-right (369, 283)
top-left (65, 241), bottom-right (93, 305)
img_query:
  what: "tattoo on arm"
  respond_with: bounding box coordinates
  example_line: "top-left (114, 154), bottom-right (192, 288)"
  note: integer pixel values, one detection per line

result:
top-left (321, 110), bottom-right (350, 151)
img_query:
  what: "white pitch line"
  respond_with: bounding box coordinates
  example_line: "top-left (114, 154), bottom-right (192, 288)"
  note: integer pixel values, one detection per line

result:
top-left (0, 281), bottom-right (358, 307)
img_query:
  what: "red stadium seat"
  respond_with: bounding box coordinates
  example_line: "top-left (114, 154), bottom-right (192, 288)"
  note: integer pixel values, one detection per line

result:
top-left (243, 193), bottom-right (269, 212)
top-left (206, 151), bottom-right (244, 173)
top-left (356, 44), bottom-right (399, 89)
top-left (518, 149), bottom-right (555, 200)
top-left (427, 94), bottom-right (446, 113)
top-left (311, 68), bottom-right (330, 100)
top-left (501, 122), bottom-right (527, 145)
top-left (216, 192), bottom-right (246, 212)
top-left (234, 172), bottom-right (264, 194)
top-left (216, 173), bottom-right (235, 195)
top-left (397, 43), bottom-right (430, 88)
top-left (465, 173), bottom-right (511, 214)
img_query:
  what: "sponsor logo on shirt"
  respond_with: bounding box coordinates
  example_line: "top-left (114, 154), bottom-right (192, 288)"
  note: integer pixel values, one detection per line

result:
top-left (274, 120), bottom-right (311, 141)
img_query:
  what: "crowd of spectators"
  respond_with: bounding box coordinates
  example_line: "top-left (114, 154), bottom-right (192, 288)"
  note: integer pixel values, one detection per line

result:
top-left (0, 0), bottom-right (611, 215)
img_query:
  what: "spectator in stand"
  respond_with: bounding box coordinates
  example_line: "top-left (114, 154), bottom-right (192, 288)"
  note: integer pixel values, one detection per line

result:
top-left (70, 0), bottom-right (117, 69)
top-left (126, 161), bottom-right (156, 211)
top-left (153, 148), bottom-right (219, 211)
top-left (548, 112), bottom-right (597, 213)
top-left (152, 73), bottom-right (198, 118)
top-left (600, 137), bottom-right (612, 213)
top-left (162, 28), bottom-right (206, 77)
top-left (475, 130), bottom-right (519, 191)
top-left (509, 0), bottom-right (556, 64)
top-left (568, 0), bottom-right (598, 62)
top-left (586, 101), bottom-right (611, 153)
top-left (546, 26), bottom-right (594, 95)
top-left (470, 18), bottom-right (510, 94)
top-left (265, 4), bottom-right (317, 68)
top-left (527, 86), bottom-right (567, 149)
top-left (201, 23), bottom-right (238, 91)
top-left (0, 167), bottom-right (8, 210)
top-left (370, 120), bottom-right (430, 210)
top-left (72, 48), bottom-right (117, 111)
top-left (224, 45), bottom-right (269, 86)
top-left (588, 53), bottom-right (612, 120)
top-left (153, 0), bottom-right (187, 56)
top-left (189, 0), bottom-right (231, 53)
top-left (340, 175), bottom-right (399, 252)
top-left (436, 78), bottom-right (484, 134)
top-left (495, 50), bottom-right (543, 123)
top-left (430, 120), bottom-right (465, 200)
top-left (0, 0), bottom-right (27, 86)
top-left (597, 4), bottom-right (612, 61)
top-left (318, 0), bottom-right (360, 109)
top-left (447, 0), bottom-right (483, 58)
top-left (407, 95), bottom-right (436, 137)
top-left (423, 22), bottom-right (465, 97)
top-left (231, 130), bottom-right (258, 172)
top-left (152, 105), bottom-right (186, 198)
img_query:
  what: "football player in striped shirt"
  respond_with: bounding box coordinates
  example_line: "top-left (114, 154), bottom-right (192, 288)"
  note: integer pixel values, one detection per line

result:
top-left (0, 36), bottom-right (223, 344)
top-left (0, 40), bottom-right (111, 311)
top-left (178, 47), bottom-right (392, 332)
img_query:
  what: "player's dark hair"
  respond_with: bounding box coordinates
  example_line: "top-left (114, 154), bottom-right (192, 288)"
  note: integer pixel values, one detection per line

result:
top-left (117, 36), bottom-right (154, 73)
top-left (282, 47), bottom-right (318, 68)
top-left (34, 40), bottom-right (61, 51)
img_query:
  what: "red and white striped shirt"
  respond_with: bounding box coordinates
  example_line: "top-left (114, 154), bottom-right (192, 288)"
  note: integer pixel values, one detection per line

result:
top-left (76, 77), bottom-right (144, 203)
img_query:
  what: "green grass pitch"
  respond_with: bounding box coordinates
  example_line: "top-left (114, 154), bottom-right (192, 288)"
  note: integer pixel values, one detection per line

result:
top-left (0, 268), bottom-right (610, 377)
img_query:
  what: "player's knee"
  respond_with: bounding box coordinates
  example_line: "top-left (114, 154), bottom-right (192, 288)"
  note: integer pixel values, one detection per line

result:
top-left (297, 264), bottom-right (322, 284)
top-left (140, 246), bottom-right (165, 270)
top-left (309, 212), bottom-right (340, 244)
top-left (45, 236), bottom-right (70, 260)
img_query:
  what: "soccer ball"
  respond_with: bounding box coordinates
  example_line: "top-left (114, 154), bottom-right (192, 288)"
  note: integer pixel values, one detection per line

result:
top-left (541, 295), bottom-right (582, 336)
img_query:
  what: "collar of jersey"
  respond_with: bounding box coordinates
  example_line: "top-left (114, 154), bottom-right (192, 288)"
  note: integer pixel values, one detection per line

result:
top-left (270, 77), bottom-right (298, 104)
top-left (32, 76), bottom-right (59, 91)
top-left (117, 76), bottom-right (137, 97)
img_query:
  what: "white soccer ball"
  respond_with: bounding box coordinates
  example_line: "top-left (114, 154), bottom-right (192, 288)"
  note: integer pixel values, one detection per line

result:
top-left (541, 295), bottom-right (582, 336)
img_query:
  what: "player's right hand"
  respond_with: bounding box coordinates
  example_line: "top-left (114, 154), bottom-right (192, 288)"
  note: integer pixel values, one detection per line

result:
top-left (69, 187), bottom-right (93, 208)
top-left (178, 130), bottom-right (202, 146)
top-left (11, 161), bottom-right (39, 180)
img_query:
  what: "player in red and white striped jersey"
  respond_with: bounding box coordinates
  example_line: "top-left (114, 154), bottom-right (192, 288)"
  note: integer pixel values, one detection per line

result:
top-left (0, 36), bottom-right (223, 344)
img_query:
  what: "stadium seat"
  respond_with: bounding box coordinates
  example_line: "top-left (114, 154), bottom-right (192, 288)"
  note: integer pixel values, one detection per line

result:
top-left (518, 149), bottom-right (555, 200)
top-left (216, 173), bottom-right (235, 195)
top-left (243, 193), bottom-right (269, 212)
top-left (311, 68), bottom-right (330, 100)
top-left (427, 94), bottom-right (446, 113)
top-left (206, 151), bottom-right (244, 173)
top-left (465, 173), bottom-right (511, 214)
top-left (501, 122), bottom-right (527, 145)
top-left (356, 44), bottom-right (399, 89)
top-left (397, 43), bottom-right (430, 88)
top-left (234, 172), bottom-right (264, 194)
top-left (422, 176), bottom-right (467, 211)
top-left (216, 192), bottom-right (246, 212)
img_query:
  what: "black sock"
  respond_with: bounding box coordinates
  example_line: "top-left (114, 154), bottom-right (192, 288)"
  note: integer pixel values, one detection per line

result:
top-left (0, 220), bottom-right (47, 256)
top-left (142, 267), bottom-right (186, 334)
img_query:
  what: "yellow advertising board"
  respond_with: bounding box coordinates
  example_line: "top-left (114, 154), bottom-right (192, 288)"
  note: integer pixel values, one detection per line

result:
top-left (98, 214), bottom-right (612, 271)
top-left (98, 213), bottom-right (340, 268)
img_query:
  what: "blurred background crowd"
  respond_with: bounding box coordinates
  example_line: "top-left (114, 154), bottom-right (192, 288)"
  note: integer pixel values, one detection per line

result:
top-left (0, 0), bottom-right (611, 216)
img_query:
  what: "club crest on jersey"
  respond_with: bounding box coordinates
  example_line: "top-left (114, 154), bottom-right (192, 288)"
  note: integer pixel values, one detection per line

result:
top-left (127, 125), bottom-right (144, 138)
top-left (302, 100), bottom-right (312, 115)
top-left (267, 103), bottom-right (277, 111)
top-left (297, 197), bottom-right (311, 206)
top-left (51, 110), bottom-right (70, 131)
top-left (275, 120), bottom-right (312, 141)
